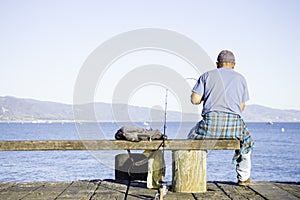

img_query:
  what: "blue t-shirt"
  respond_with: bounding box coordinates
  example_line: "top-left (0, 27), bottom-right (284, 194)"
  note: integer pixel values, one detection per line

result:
top-left (192, 68), bottom-right (249, 117)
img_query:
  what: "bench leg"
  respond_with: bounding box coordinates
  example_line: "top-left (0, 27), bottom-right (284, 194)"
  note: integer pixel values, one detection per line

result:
top-left (146, 150), bottom-right (164, 189)
top-left (172, 150), bottom-right (207, 193)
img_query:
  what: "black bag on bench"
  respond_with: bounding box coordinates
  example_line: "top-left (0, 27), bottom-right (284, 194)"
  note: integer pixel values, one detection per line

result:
top-left (115, 126), bottom-right (163, 142)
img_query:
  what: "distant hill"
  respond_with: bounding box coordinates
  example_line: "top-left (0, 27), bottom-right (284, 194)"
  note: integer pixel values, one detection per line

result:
top-left (0, 96), bottom-right (73, 121)
top-left (0, 96), bottom-right (198, 122)
top-left (0, 96), bottom-right (299, 122)
top-left (243, 104), bottom-right (300, 122)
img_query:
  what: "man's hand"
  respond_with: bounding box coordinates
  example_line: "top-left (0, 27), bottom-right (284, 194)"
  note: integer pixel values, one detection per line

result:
top-left (191, 92), bottom-right (202, 105)
top-left (241, 102), bottom-right (245, 111)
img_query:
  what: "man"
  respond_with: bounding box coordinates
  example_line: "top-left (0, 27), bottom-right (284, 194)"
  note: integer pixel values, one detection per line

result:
top-left (188, 50), bottom-right (254, 186)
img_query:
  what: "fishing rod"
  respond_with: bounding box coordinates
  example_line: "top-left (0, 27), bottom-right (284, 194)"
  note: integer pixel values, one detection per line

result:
top-left (124, 88), bottom-right (169, 200)
top-left (163, 89), bottom-right (168, 141)
top-left (156, 79), bottom-right (197, 199)
top-left (155, 88), bottom-right (168, 200)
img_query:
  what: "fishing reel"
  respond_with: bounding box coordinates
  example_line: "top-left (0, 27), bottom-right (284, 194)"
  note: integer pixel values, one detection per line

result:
top-left (161, 134), bottom-right (167, 141)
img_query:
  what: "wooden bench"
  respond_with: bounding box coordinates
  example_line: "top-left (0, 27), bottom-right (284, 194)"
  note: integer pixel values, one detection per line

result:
top-left (0, 139), bottom-right (239, 193)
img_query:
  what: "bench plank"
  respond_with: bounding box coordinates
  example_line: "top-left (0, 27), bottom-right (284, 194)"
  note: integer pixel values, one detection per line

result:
top-left (0, 140), bottom-right (239, 151)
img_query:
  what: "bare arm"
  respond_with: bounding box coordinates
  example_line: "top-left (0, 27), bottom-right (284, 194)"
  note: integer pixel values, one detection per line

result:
top-left (191, 92), bottom-right (202, 105)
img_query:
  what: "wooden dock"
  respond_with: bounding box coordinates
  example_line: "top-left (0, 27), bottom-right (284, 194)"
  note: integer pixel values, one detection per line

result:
top-left (0, 180), bottom-right (299, 200)
top-left (0, 140), bottom-right (299, 199)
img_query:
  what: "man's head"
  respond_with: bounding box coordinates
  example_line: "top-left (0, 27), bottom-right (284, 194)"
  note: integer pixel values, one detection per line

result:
top-left (216, 50), bottom-right (235, 69)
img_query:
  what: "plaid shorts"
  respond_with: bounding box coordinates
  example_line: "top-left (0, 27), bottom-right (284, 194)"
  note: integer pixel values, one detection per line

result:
top-left (188, 111), bottom-right (254, 164)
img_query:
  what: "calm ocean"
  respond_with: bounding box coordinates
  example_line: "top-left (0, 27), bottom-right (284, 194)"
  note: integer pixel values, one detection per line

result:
top-left (0, 122), bottom-right (299, 182)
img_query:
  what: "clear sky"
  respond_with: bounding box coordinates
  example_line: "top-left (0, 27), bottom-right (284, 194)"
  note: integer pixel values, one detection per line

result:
top-left (1, 0), bottom-right (300, 110)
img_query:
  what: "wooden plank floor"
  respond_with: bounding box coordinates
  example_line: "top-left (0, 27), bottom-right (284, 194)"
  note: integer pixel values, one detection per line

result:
top-left (0, 180), bottom-right (299, 200)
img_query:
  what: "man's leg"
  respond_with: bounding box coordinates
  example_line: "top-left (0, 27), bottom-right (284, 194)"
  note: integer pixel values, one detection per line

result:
top-left (236, 151), bottom-right (251, 182)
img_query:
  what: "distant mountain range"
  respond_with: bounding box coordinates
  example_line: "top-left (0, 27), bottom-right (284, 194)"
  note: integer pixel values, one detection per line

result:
top-left (0, 96), bottom-right (299, 122)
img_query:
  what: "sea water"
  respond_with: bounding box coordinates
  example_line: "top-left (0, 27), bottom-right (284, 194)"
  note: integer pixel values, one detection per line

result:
top-left (0, 122), bottom-right (299, 182)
